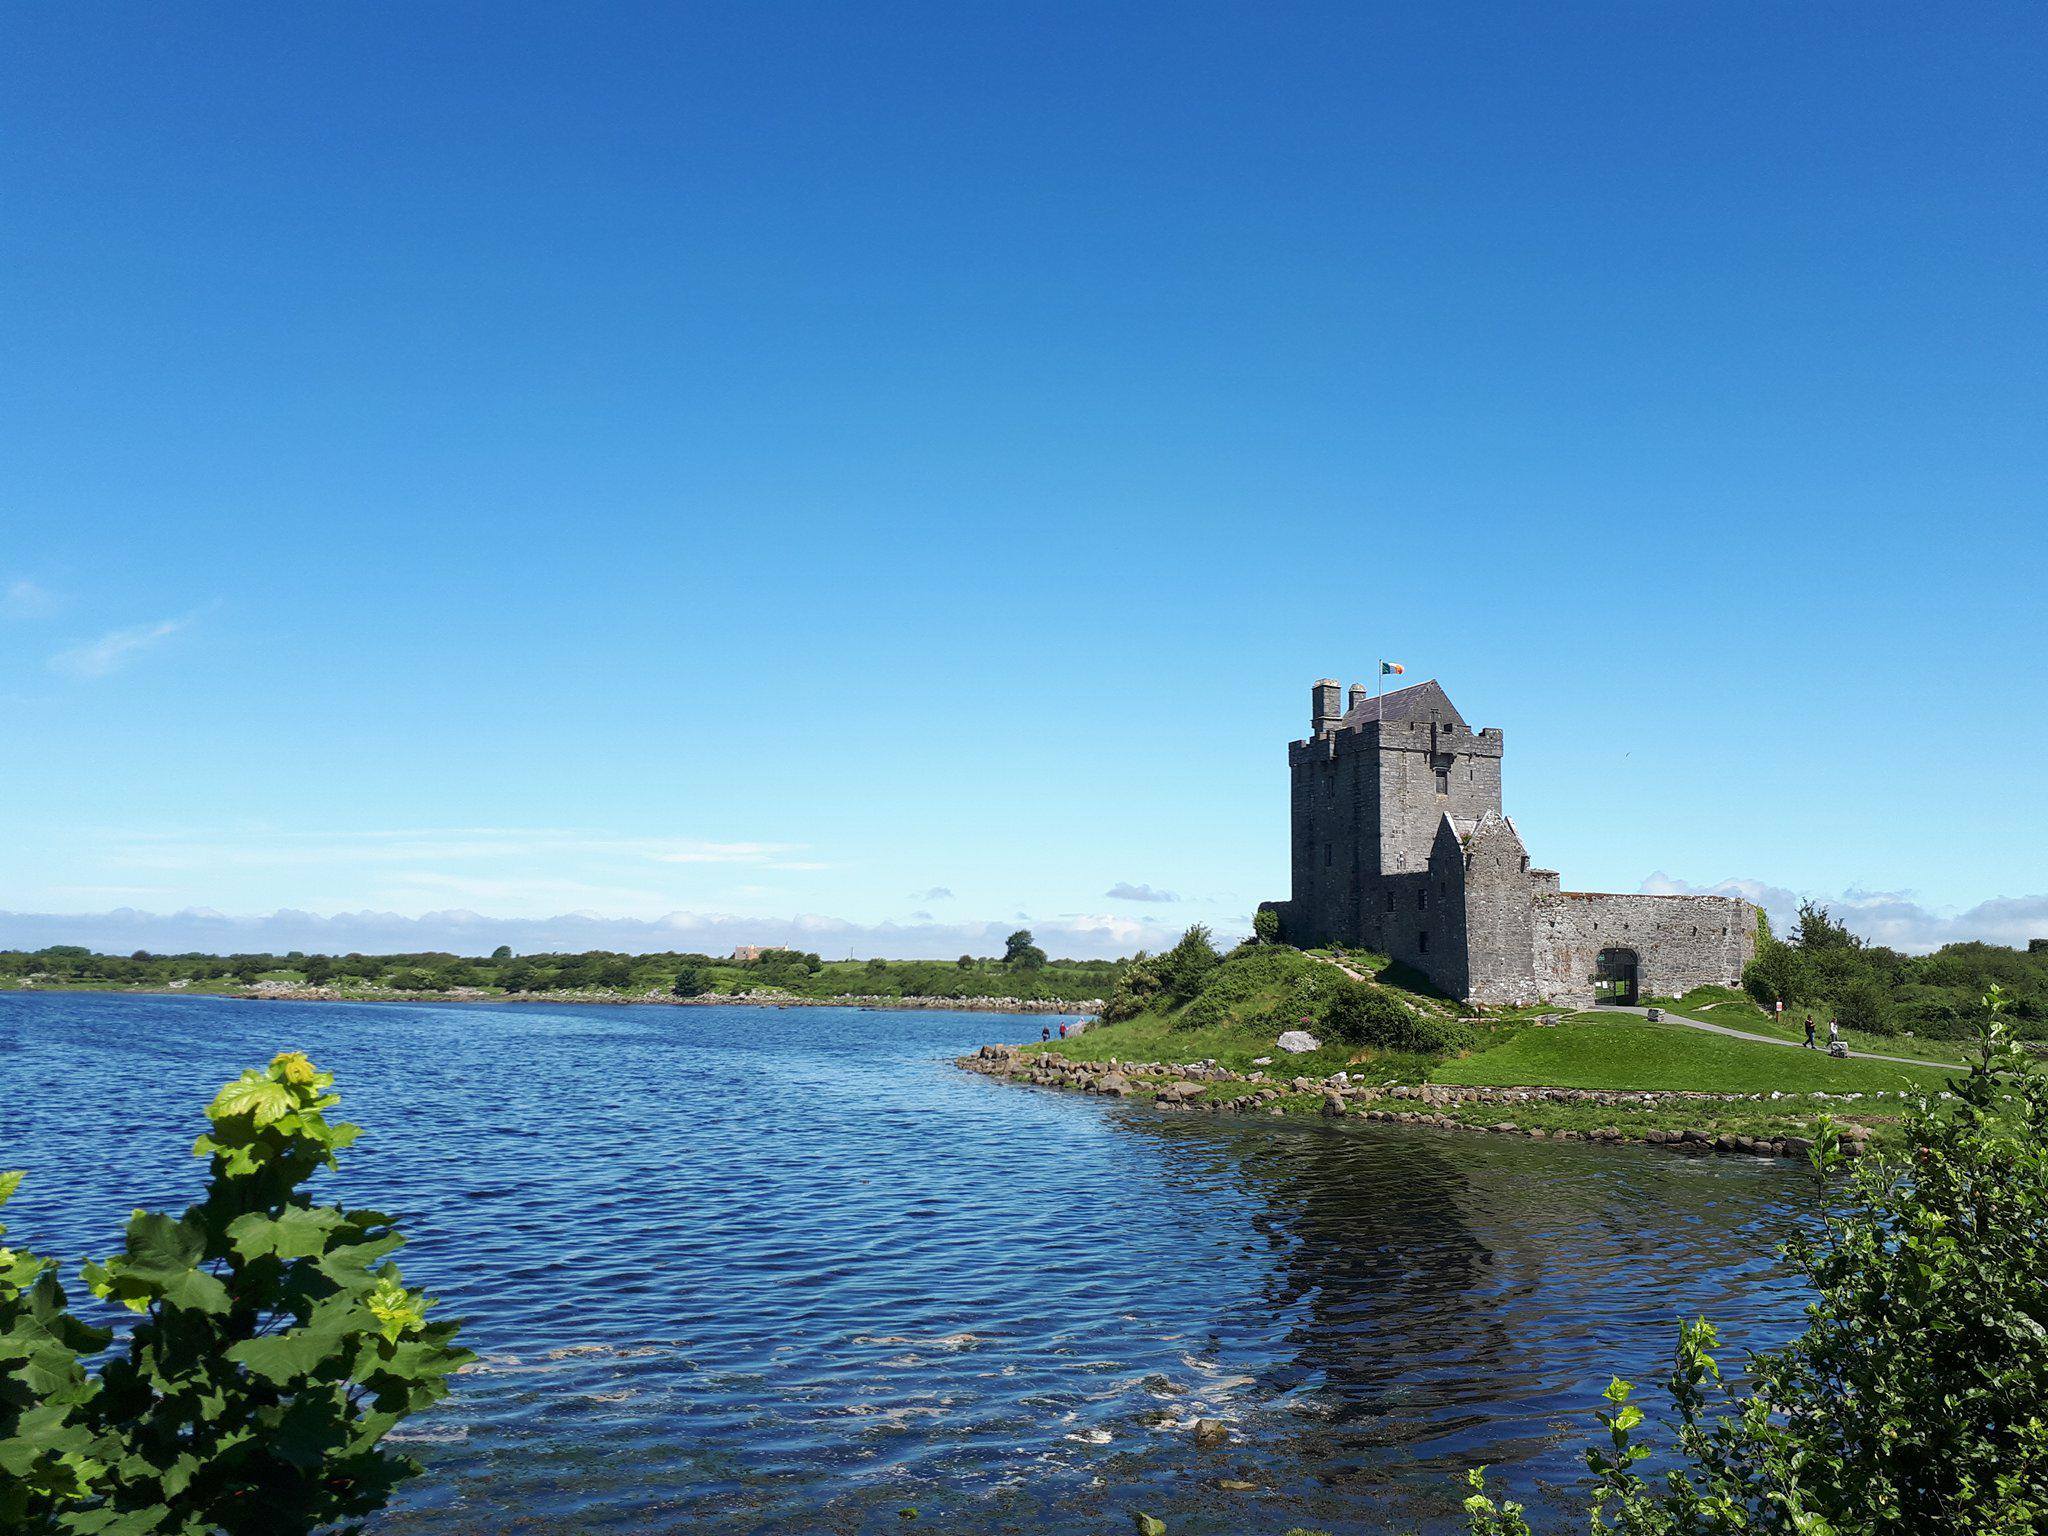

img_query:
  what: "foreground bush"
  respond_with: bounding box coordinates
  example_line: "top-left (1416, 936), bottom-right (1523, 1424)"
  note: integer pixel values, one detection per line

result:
top-left (1466, 986), bottom-right (2048, 1534)
top-left (0, 1052), bottom-right (469, 1535)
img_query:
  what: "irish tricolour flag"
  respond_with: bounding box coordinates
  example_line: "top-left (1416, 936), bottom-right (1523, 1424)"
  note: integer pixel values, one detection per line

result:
top-left (1380, 660), bottom-right (1405, 676)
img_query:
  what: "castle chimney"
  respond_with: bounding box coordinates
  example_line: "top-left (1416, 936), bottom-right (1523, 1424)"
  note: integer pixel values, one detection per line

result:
top-left (1348, 682), bottom-right (1369, 713)
top-left (1312, 678), bottom-right (1343, 734)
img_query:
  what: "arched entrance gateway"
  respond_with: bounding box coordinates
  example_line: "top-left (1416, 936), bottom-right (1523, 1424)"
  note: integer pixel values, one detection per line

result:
top-left (1594, 947), bottom-right (1640, 1005)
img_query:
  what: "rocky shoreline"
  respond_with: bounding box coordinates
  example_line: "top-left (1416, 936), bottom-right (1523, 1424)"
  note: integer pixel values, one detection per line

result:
top-left (957, 1044), bottom-right (1882, 1160)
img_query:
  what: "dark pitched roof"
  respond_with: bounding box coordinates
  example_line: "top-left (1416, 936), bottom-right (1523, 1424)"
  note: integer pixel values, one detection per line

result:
top-left (1340, 678), bottom-right (1466, 730)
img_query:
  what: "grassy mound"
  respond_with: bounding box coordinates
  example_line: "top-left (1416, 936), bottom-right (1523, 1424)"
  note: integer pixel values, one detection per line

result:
top-left (1040, 941), bottom-right (1460, 1075)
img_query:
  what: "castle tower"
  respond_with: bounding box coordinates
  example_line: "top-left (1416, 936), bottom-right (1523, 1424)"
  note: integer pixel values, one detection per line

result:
top-left (1273, 677), bottom-right (1503, 988)
top-left (1262, 675), bottom-right (1758, 1006)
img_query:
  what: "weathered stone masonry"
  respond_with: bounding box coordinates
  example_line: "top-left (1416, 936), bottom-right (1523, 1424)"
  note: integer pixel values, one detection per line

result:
top-left (1262, 678), bottom-right (1756, 1006)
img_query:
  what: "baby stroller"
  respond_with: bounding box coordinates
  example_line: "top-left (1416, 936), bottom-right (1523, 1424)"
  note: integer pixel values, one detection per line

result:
top-left (1827, 1040), bottom-right (1849, 1060)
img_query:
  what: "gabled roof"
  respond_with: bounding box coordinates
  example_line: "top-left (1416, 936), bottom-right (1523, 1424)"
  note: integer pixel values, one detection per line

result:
top-left (1465, 809), bottom-right (1525, 848)
top-left (1341, 678), bottom-right (1465, 730)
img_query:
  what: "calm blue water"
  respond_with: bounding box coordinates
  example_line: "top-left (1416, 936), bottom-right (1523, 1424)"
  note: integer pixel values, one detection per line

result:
top-left (0, 992), bottom-right (1810, 1534)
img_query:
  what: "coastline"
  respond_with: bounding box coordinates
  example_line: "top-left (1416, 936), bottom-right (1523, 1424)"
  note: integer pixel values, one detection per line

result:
top-left (958, 1043), bottom-right (1891, 1160)
top-left (0, 978), bottom-right (1101, 1016)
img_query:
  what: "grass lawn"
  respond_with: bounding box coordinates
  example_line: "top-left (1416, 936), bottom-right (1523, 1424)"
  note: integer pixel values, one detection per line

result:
top-left (1432, 1012), bottom-right (1957, 1095)
top-left (1643, 985), bottom-right (1975, 1065)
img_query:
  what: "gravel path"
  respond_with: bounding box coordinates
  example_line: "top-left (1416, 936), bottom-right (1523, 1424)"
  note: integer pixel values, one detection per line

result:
top-left (1599, 1003), bottom-right (1950, 1069)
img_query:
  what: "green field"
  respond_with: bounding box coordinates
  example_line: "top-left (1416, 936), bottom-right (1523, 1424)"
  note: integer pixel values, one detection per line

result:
top-left (1432, 1012), bottom-right (1957, 1095)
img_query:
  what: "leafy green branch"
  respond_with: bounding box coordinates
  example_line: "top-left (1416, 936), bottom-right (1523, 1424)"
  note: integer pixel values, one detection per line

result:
top-left (2, 1051), bottom-right (470, 1535)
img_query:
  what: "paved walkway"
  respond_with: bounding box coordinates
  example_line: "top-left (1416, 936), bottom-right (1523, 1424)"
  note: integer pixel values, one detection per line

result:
top-left (1596, 1003), bottom-right (1951, 1070)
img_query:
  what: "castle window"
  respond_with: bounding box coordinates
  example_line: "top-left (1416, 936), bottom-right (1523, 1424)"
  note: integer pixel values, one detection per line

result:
top-left (1520, 856), bottom-right (1529, 872)
top-left (1418, 889), bottom-right (1428, 911)
top-left (1323, 843), bottom-right (1332, 868)
top-left (1419, 931), bottom-right (1429, 954)
top-left (1435, 767), bottom-right (1449, 794)
top-left (1386, 891), bottom-right (1396, 913)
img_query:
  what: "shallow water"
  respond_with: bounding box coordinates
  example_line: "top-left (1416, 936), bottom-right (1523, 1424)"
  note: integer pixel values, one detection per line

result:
top-left (0, 992), bottom-right (1811, 1533)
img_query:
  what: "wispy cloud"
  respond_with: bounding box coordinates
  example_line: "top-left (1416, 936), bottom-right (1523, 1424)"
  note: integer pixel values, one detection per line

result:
top-left (0, 905), bottom-right (1186, 962)
top-left (651, 842), bottom-right (827, 870)
top-left (1106, 881), bottom-right (1179, 903)
top-left (912, 886), bottom-right (954, 901)
top-left (94, 828), bottom-right (824, 873)
top-left (1642, 871), bottom-right (2048, 954)
top-left (3, 580), bottom-right (59, 620)
top-left (50, 616), bottom-right (191, 678)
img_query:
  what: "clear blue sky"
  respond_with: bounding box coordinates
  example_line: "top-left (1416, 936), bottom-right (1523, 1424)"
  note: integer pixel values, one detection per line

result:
top-left (3, 2), bottom-right (2043, 957)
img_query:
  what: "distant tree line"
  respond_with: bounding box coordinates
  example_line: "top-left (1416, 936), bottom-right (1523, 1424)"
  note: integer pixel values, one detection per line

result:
top-left (0, 934), bottom-right (1123, 1005)
top-left (1741, 901), bottom-right (2048, 1038)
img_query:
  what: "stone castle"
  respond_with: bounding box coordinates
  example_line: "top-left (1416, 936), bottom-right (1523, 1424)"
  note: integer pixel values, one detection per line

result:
top-left (1261, 678), bottom-right (1756, 1006)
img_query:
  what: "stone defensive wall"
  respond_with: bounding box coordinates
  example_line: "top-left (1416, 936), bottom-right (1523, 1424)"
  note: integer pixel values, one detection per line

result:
top-left (1533, 891), bottom-right (1758, 1005)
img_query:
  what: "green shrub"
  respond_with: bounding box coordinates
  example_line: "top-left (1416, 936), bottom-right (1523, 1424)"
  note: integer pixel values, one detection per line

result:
top-left (1101, 951), bottom-right (1165, 1022)
top-left (1155, 925), bottom-right (1220, 1004)
top-left (1321, 979), bottom-right (1472, 1054)
top-left (0, 1052), bottom-right (470, 1535)
top-left (1836, 974), bottom-right (1897, 1036)
top-left (1322, 982), bottom-right (1412, 1045)
top-left (1742, 937), bottom-right (1814, 1008)
top-left (1467, 986), bottom-right (2048, 1535)
top-left (1252, 907), bottom-right (1280, 944)
top-left (1174, 994), bottom-right (1227, 1032)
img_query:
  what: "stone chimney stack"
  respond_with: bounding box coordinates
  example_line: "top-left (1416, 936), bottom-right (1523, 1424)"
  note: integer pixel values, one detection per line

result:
top-left (1348, 682), bottom-right (1369, 713)
top-left (1312, 678), bottom-right (1343, 734)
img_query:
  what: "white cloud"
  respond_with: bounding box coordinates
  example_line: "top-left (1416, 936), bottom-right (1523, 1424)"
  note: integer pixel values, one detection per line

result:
top-left (1641, 872), bottom-right (2048, 954)
top-left (3, 580), bottom-right (59, 620)
top-left (913, 886), bottom-right (954, 902)
top-left (1106, 882), bottom-right (1179, 903)
top-left (50, 616), bottom-right (191, 678)
top-left (0, 905), bottom-right (1185, 960)
top-left (377, 873), bottom-right (676, 908)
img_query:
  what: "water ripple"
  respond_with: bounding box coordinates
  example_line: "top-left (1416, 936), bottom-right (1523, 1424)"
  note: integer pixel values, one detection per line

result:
top-left (0, 992), bottom-right (1810, 1533)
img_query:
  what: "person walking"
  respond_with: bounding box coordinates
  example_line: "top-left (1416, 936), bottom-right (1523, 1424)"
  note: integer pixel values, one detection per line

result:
top-left (1802, 1014), bottom-right (1816, 1049)
top-left (1041, 1025), bottom-right (1051, 1043)
top-left (1827, 1018), bottom-right (1842, 1051)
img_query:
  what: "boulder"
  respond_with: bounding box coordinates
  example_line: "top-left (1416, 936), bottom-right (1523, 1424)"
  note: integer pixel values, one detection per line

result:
top-left (1192, 1417), bottom-right (1229, 1445)
top-left (1277, 1030), bottom-right (1320, 1054)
